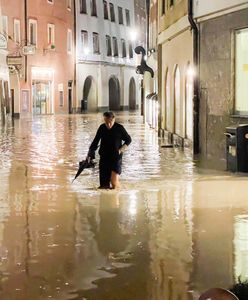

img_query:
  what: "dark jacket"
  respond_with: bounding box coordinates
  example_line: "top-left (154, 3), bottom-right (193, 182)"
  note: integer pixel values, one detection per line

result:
top-left (89, 122), bottom-right (131, 160)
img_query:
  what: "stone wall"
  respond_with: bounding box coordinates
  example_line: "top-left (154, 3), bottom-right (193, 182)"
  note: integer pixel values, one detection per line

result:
top-left (199, 8), bottom-right (248, 169)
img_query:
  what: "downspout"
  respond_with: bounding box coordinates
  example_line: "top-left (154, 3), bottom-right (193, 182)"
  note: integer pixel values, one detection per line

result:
top-left (188, 0), bottom-right (199, 154)
top-left (24, 0), bottom-right (28, 82)
top-left (73, 0), bottom-right (76, 113)
top-left (146, 0), bottom-right (150, 52)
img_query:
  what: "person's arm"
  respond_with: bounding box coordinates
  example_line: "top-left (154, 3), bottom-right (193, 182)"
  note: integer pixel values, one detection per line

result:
top-left (119, 126), bottom-right (131, 154)
top-left (87, 126), bottom-right (102, 159)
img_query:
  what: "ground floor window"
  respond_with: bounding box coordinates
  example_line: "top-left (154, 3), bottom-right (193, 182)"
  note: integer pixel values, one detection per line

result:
top-left (235, 28), bottom-right (248, 115)
top-left (59, 91), bottom-right (64, 107)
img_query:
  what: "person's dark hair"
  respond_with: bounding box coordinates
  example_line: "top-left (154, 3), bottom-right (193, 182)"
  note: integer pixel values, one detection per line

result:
top-left (103, 111), bottom-right (115, 119)
top-left (230, 279), bottom-right (248, 300)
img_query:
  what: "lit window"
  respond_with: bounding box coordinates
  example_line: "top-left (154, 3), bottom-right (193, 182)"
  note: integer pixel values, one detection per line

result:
top-left (67, 29), bottom-right (72, 54)
top-left (103, 1), bottom-right (108, 20)
top-left (93, 32), bottom-right (100, 54)
top-left (47, 23), bottom-right (55, 45)
top-left (121, 39), bottom-right (126, 58)
top-left (80, 0), bottom-right (87, 14)
top-left (125, 9), bottom-right (130, 26)
top-left (29, 19), bottom-right (37, 46)
top-left (235, 28), bottom-right (248, 114)
top-left (106, 35), bottom-right (112, 56)
top-left (118, 7), bottom-right (123, 25)
top-left (128, 41), bottom-right (133, 58)
top-left (91, 0), bottom-right (97, 16)
top-left (14, 19), bottom-right (21, 44)
top-left (1, 16), bottom-right (8, 36)
top-left (112, 37), bottom-right (118, 57)
top-left (110, 3), bottom-right (115, 22)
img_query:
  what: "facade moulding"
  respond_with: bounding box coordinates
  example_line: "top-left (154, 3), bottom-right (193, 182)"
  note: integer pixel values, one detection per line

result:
top-left (158, 15), bottom-right (191, 45)
top-left (77, 60), bottom-right (136, 69)
top-left (195, 2), bottom-right (248, 23)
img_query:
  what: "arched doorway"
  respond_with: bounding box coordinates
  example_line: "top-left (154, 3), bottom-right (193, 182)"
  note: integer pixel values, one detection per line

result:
top-left (174, 65), bottom-right (180, 135)
top-left (82, 76), bottom-right (97, 112)
top-left (109, 77), bottom-right (120, 111)
top-left (185, 65), bottom-right (193, 140)
top-left (129, 77), bottom-right (136, 110)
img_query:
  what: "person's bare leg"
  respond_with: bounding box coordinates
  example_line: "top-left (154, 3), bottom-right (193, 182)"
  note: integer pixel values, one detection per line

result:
top-left (111, 171), bottom-right (120, 189)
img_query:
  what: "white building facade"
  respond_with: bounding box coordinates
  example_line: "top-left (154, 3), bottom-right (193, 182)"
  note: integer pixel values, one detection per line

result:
top-left (75, 0), bottom-right (141, 112)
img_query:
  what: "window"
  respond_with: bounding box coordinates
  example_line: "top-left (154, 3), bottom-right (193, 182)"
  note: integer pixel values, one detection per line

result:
top-left (47, 0), bottom-right (54, 4)
top-left (128, 41), bottom-right (133, 58)
top-left (93, 32), bottom-right (100, 54)
top-left (106, 35), bottom-right (112, 56)
top-left (29, 19), bottom-right (37, 46)
top-left (91, 0), bottom-right (97, 16)
top-left (110, 3), bottom-right (115, 22)
top-left (47, 23), bottom-right (55, 45)
top-left (125, 9), bottom-right (130, 26)
top-left (81, 30), bottom-right (88, 51)
top-left (170, 0), bottom-right (174, 7)
top-left (67, 0), bottom-right (72, 10)
top-left (112, 37), bottom-right (118, 57)
top-left (121, 39), bottom-right (126, 58)
top-left (1, 16), bottom-right (8, 36)
top-left (161, 0), bottom-right (166, 15)
top-left (80, 0), bottom-right (87, 14)
top-left (14, 19), bottom-right (21, 44)
top-left (103, 1), bottom-right (108, 19)
top-left (67, 29), bottom-right (72, 54)
top-left (118, 7), bottom-right (123, 24)
top-left (59, 91), bottom-right (64, 107)
top-left (235, 28), bottom-right (248, 114)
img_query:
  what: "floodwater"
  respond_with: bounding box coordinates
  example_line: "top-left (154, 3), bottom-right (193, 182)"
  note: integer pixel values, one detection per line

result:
top-left (0, 113), bottom-right (248, 300)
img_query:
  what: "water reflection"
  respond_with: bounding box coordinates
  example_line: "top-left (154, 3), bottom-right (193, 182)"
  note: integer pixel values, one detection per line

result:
top-left (0, 114), bottom-right (248, 299)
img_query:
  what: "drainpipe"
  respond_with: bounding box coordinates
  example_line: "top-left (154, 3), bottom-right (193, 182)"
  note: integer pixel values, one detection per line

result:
top-left (73, 0), bottom-right (76, 113)
top-left (24, 0), bottom-right (28, 82)
top-left (146, 0), bottom-right (150, 52)
top-left (188, 0), bottom-right (199, 155)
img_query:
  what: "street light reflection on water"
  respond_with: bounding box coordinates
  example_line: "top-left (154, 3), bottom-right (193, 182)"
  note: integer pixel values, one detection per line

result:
top-left (0, 113), bottom-right (248, 299)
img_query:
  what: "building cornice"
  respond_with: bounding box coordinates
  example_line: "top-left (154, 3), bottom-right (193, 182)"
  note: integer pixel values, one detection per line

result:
top-left (77, 60), bottom-right (136, 69)
top-left (158, 15), bottom-right (191, 45)
top-left (195, 2), bottom-right (248, 23)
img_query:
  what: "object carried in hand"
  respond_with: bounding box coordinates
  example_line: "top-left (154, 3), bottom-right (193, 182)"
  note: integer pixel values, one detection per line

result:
top-left (72, 158), bottom-right (96, 182)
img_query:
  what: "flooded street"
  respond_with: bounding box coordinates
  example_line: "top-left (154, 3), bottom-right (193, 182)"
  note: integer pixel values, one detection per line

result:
top-left (0, 113), bottom-right (248, 300)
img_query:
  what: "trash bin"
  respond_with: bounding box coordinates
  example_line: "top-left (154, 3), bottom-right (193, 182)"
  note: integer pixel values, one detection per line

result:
top-left (225, 124), bottom-right (248, 172)
top-left (81, 99), bottom-right (88, 113)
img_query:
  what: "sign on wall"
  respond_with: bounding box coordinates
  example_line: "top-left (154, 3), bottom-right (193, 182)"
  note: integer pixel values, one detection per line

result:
top-left (0, 34), bottom-right (7, 49)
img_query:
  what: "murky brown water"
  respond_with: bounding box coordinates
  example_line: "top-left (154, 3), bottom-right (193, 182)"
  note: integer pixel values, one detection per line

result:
top-left (0, 113), bottom-right (248, 300)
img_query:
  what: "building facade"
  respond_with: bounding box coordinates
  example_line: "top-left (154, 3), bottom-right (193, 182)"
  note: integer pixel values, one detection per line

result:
top-left (75, 0), bottom-right (141, 112)
top-left (1, 0), bottom-right (75, 117)
top-left (194, 0), bottom-right (248, 169)
top-left (157, 0), bottom-right (194, 148)
top-left (0, 1), bottom-right (10, 123)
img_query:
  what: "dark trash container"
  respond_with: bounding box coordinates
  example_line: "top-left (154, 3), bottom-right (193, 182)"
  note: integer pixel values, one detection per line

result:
top-left (81, 99), bottom-right (88, 113)
top-left (225, 124), bottom-right (248, 172)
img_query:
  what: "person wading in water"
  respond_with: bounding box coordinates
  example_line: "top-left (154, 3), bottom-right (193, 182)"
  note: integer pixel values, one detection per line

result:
top-left (87, 111), bottom-right (132, 189)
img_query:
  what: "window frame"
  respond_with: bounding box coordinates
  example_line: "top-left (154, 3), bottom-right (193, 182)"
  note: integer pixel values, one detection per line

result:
top-left (13, 19), bottom-right (21, 44)
top-left (106, 35), bottom-right (112, 56)
top-left (67, 29), bottom-right (72, 54)
top-left (47, 23), bottom-right (55, 45)
top-left (29, 19), bottom-right (38, 47)
top-left (125, 9), bottom-right (130, 26)
top-left (112, 37), bottom-right (118, 57)
top-left (93, 32), bottom-right (100, 54)
top-left (79, 0), bottom-right (87, 14)
top-left (91, 0), bottom-right (97, 17)
top-left (110, 3), bottom-right (115, 22)
top-left (103, 1), bottom-right (108, 20)
top-left (118, 6), bottom-right (123, 25)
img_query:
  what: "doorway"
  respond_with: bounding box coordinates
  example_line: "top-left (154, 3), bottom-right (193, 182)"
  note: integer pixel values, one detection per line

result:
top-left (129, 77), bottom-right (136, 110)
top-left (109, 77), bottom-right (120, 111)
